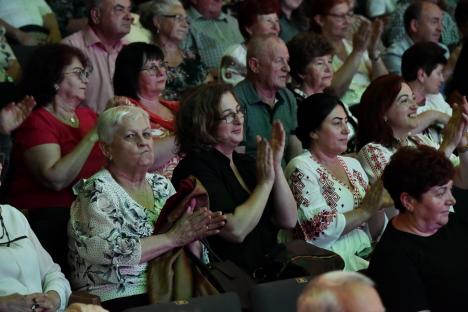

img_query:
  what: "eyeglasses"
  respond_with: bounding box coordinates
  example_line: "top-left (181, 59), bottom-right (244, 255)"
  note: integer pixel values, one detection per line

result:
top-left (141, 62), bottom-right (168, 75)
top-left (326, 11), bottom-right (354, 21)
top-left (218, 106), bottom-right (246, 124)
top-left (63, 67), bottom-right (92, 81)
top-left (161, 14), bottom-right (190, 24)
top-left (0, 208), bottom-right (27, 247)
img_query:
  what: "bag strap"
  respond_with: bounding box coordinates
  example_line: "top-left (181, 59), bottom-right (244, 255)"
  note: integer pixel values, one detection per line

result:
top-left (200, 239), bottom-right (223, 263)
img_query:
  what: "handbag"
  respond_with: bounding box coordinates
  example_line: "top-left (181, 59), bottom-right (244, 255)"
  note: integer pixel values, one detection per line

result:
top-left (262, 240), bottom-right (345, 281)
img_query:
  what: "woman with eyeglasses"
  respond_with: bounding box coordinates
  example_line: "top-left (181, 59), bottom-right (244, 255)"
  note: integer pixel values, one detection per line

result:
top-left (112, 42), bottom-right (180, 179)
top-left (172, 83), bottom-right (297, 276)
top-left (310, 0), bottom-right (387, 112)
top-left (5, 44), bottom-right (106, 275)
top-left (139, 0), bottom-right (208, 100)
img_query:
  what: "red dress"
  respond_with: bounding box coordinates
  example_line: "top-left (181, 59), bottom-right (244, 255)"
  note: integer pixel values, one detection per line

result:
top-left (6, 107), bottom-right (106, 210)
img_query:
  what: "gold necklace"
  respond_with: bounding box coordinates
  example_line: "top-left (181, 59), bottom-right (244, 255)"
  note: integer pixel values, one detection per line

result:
top-left (45, 106), bottom-right (79, 127)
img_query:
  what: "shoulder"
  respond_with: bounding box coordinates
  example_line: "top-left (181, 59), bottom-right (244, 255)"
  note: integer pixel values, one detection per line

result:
top-left (0, 204), bottom-right (28, 227)
top-left (278, 87), bottom-right (297, 107)
top-left (73, 169), bottom-right (113, 195)
top-left (61, 29), bottom-right (85, 46)
top-left (148, 172), bottom-right (175, 196)
top-left (285, 151), bottom-right (317, 175)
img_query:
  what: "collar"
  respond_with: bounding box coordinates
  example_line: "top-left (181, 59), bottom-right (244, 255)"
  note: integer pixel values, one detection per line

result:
top-left (83, 26), bottom-right (127, 50)
top-left (239, 79), bottom-right (283, 107)
top-left (187, 6), bottom-right (229, 22)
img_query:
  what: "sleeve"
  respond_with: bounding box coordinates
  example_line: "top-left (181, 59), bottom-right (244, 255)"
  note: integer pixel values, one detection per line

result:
top-left (357, 144), bottom-right (390, 184)
top-left (285, 159), bottom-right (346, 250)
top-left (36, 0), bottom-right (53, 15)
top-left (14, 112), bottom-right (60, 150)
top-left (68, 179), bottom-right (143, 267)
top-left (28, 218), bottom-right (71, 311)
top-left (382, 48), bottom-right (402, 75)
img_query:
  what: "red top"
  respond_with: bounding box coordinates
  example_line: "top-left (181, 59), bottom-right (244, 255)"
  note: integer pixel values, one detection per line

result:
top-left (6, 107), bottom-right (106, 210)
top-left (126, 97), bottom-right (179, 132)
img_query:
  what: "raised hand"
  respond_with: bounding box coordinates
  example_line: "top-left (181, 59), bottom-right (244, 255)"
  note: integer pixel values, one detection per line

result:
top-left (269, 120), bottom-right (286, 168)
top-left (256, 135), bottom-right (275, 185)
top-left (0, 95), bottom-right (36, 134)
top-left (441, 98), bottom-right (468, 155)
top-left (368, 18), bottom-right (384, 58)
top-left (353, 19), bottom-right (371, 53)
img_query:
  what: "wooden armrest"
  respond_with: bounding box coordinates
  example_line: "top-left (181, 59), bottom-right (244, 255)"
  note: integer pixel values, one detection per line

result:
top-left (69, 291), bottom-right (101, 306)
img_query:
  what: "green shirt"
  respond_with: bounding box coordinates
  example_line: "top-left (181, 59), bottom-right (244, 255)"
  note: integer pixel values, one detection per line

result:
top-left (233, 79), bottom-right (298, 165)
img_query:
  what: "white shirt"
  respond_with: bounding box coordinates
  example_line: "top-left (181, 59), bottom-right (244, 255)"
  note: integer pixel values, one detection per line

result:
top-left (0, 0), bottom-right (52, 28)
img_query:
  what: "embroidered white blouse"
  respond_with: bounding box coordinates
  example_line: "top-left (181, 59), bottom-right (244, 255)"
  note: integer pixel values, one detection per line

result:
top-left (283, 150), bottom-right (374, 271)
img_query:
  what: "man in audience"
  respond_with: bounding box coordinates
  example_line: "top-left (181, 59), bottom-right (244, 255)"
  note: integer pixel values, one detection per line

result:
top-left (383, 0), bottom-right (446, 75)
top-left (62, 0), bottom-right (132, 113)
top-left (183, 0), bottom-right (243, 72)
top-left (297, 271), bottom-right (385, 312)
top-left (233, 34), bottom-right (301, 165)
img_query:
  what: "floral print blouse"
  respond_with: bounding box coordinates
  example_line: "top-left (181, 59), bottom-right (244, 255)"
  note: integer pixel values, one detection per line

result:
top-left (68, 169), bottom-right (175, 302)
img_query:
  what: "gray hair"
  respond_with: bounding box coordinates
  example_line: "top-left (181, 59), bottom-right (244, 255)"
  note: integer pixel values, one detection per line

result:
top-left (297, 271), bottom-right (376, 312)
top-left (97, 106), bottom-right (149, 144)
top-left (246, 34), bottom-right (285, 75)
top-left (140, 0), bottom-right (183, 33)
top-left (85, 0), bottom-right (104, 21)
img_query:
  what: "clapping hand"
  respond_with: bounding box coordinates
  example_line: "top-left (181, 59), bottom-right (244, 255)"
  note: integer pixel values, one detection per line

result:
top-left (256, 135), bottom-right (275, 185)
top-left (353, 19), bottom-right (371, 53)
top-left (441, 97), bottom-right (468, 155)
top-left (0, 95), bottom-right (36, 135)
top-left (269, 120), bottom-right (286, 169)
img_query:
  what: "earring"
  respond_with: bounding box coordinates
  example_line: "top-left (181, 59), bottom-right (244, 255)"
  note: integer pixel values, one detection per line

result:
top-left (54, 84), bottom-right (60, 91)
top-left (384, 116), bottom-right (388, 122)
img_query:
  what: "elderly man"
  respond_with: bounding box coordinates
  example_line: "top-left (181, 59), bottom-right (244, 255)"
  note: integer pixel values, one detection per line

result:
top-left (233, 34), bottom-right (301, 165)
top-left (183, 0), bottom-right (243, 71)
top-left (382, 1), bottom-right (447, 75)
top-left (297, 271), bottom-right (385, 312)
top-left (62, 0), bottom-right (132, 113)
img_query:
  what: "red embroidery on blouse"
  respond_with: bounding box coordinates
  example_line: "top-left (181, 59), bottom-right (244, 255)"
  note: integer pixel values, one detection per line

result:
top-left (289, 168), bottom-right (310, 207)
top-left (316, 167), bottom-right (339, 210)
top-left (364, 145), bottom-right (388, 178)
top-left (299, 210), bottom-right (337, 241)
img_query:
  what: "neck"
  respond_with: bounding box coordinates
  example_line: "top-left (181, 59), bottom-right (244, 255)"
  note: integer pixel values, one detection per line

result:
top-left (251, 79), bottom-right (277, 107)
top-left (392, 128), bottom-right (410, 143)
top-left (138, 91), bottom-right (161, 104)
top-left (310, 146), bottom-right (339, 166)
top-left (51, 97), bottom-right (79, 114)
top-left (92, 26), bottom-right (121, 50)
top-left (300, 83), bottom-right (324, 96)
top-left (156, 35), bottom-right (180, 51)
top-left (281, 5), bottom-right (293, 19)
top-left (393, 213), bottom-right (439, 237)
top-left (214, 145), bottom-right (234, 161)
top-left (407, 81), bottom-right (426, 105)
top-left (108, 164), bottom-right (148, 190)
top-left (323, 30), bottom-right (342, 45)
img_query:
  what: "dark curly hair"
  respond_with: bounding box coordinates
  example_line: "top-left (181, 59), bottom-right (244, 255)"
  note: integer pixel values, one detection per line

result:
top-left (309, 0), bottom-right (348, 33)
top-left (401, 41), bottom-right (447, 82)
top-left (19, 44), bottom-right (88, 107)
top-left (382, 145), bottom-right (455, 212)
top-left (237, 0), bottom-right (280, 39)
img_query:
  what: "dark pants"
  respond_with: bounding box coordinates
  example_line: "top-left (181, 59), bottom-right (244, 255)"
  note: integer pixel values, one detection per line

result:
top-left (28, 207), bottom-right (70, 277)
top-left (101, 294), bottom-right (149, 312)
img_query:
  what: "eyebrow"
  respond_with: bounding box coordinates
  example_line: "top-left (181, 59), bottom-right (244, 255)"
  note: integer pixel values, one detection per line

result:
top-left (220, 106), bottom-right (241, 113)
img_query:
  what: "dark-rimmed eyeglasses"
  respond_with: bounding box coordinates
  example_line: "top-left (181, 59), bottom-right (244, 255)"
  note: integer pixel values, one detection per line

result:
top-left (140, 62), bottom-right (169, 75)
top-left (63, 67), bottom-right (93, 81)
top-left (217, 107), bottom-right (246, 124)
top-left (326, 11), bottom-right (354, 20)
top-left (160, 14), bottom-right (190, 24)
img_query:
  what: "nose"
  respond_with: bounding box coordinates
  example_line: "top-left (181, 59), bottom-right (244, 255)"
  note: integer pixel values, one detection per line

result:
top-left (447, 190), bottom-right (456, 206)
top-left (342, 122), bottom-right (350, 134)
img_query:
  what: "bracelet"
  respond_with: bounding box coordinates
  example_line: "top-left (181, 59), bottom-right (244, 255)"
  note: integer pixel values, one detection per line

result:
top-left (370, 52), bottom-right (381, 62)
top-left (457, 145), bottom-right (468, 153)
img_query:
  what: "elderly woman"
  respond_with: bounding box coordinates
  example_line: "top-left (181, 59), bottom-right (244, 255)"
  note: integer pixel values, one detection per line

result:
top-left (310, 0), bottom-right (387, 111)
top-left (368, 145), bottom-right (468, 311)
top-left (6, 44), bottom-right (106, 273)
top-left (357, 74), bottom-right (466, 185)
top-left (172, 83), bottom-right (297, 276)
top-left (68, 106), bottom-right (225, 311)
top-left (139, 0), bottom-right (208, 100)
top-left (112, 42), bottom-right (180, 179)
top-left (283, 93), bottom-right (388, 271)
top-left (278, 0), bottom-right (308, 43)
top-left (220, 0), bottom-right (281, 85)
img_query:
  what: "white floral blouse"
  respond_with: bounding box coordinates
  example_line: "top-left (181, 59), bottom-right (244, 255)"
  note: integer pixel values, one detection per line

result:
top-left (68, 169), bottom-right (175, 302)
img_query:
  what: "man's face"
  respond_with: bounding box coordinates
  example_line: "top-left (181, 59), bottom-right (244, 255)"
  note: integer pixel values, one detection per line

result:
top-left (254, 38), bottom-right (290, 91)
top-left (95, 0), bottom-right (133, 39)
top-left (191, 0), bottom-right (223, 19)
top-left (414, 2), bottom-right (443, 43)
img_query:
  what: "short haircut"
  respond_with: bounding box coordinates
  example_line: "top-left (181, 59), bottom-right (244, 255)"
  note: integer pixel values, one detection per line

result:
top-left (237, 0), bottom-right (280, 39)
top-left (114, 42), bottom-right (165, 100)
top-left (246, 34), bottom-right (284, 75)
top-left (357, 74), bottom-right (405, 151)
top-left (401, 41), bottom-right (447, 82)
top-left (140, 0), bottom-right (183, 34)
top-left (98, 105), bottom-right (149, 144)
top-left (403, 1), bottom-right (429, 36)
top-left (295, 93), bottom-right (347, 149)
top-left (297, 271), bottom-right (375, 312)
top-left (19, 44), bottom-right (88, 107)
top-left (85, 0), bottom-right (104, 22)
top-left (309, 0), bottom-right (348, 33)
top-left (176, 82), bottom-right (234, 155)
top-left (287, 32), bottom-right (333, 84)
top-left (382, 145), bottom-right (454, 212)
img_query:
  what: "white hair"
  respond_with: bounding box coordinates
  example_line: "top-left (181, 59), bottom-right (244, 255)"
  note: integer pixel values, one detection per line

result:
top-left (140, 0), bottom-right (183, 33)
top-left (97, 106), bottom-right (149, 144)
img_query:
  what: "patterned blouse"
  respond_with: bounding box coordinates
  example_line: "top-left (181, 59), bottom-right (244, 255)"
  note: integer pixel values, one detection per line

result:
top-left (0, 26), bottom-right (15, 82)
top-left (283, 150), bottom-right (374, 271)
top-left (68, 169), bottom-right (175, 302)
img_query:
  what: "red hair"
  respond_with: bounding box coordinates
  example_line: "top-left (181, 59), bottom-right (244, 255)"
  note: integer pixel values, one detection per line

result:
top-left (309, 0), bottom-right (348, 33)
top-left (237, 0), bottom-right (281, 39)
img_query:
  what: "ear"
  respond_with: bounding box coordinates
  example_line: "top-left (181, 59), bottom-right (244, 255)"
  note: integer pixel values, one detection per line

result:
top-left (309, 131), bottom-right (319, 141)
top-left (90, 7), bottom-right (102, 25)
top-left (245, 25), bottom-right (254, 37)
top-left (313, 15), bottom-right (325, 28)
top-left (400, 192), bottom-right (416, 212)
top-left (99, 142), bottom-right (112, 160)
top-left (416, 68), bottom-right (427, 83)
top-left (152, 16), bottom-right (161, 30)
top-left (248, 57), bottom-right (260, 74)
top-left (409, 19), bottom-right (418, 35)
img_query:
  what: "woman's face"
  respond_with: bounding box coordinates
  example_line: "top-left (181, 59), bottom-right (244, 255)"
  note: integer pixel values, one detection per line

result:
top-left (137, 58), bottom-right (167, 97)
top-left (214, 92), bottom-right (244, 151)
top-left (103, 114), bottom-right (154, 171)
top-left (386, 83), bottom-right (419, 135)
top-left (156, 4), bottom-right (189, 42)
top-left (312, 104), bottom-right (349, 154)
top-left (281, 0), bottom-right (303, 12)
top-left (247, 13), bottom-right (280, 37)
top-left (408, 180), bottom-right (455, 231)
top-left (317, 2), bottom-right (352, 39)
top-left (302, 54), bottom-right (333, 91)
top-left (56, 57), bottom-right (89, 104)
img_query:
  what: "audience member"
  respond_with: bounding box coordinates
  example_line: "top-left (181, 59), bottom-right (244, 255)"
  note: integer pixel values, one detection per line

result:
top-left (172, 83), bottom-right (296, 276)
top-left (278, 0), bottom-right (308, 43)
top-left (68, 105), bottom-right (225, 311)
top-left (6, 44), bottom-right (106, 273)
top-left (62, 0), bottom-right (133, 113)
top-left (111, 42), bottom-right (180, 179)
top-left (48, 0), bottom-right (88, 36)
top-left (310, 0), bottom-right (387, 111)
top-left (0, 27), bottom-right (21, 82)
top-left (297, 271), bottom-right (384, 312)
top-left (368, 145), bottom-right (468, 311)
top-left (233, 34), bottom-right (302, 163)
top-left (282, 93), bottom-right (388, 271)
top-left (448, 0), bottom-right (468, 100)
top-left (357, 74), bottom-right (465, 184)
top-left (182, 0), bottom-right (244, 71)
top-left (140, 0), bottom-right (208, 100)
top-left (220, 0), bottom-right (280, 85)
top-left (365, 0), bottom-right (396, 19)
top-left (401, 41), bottom-right (452, 145)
